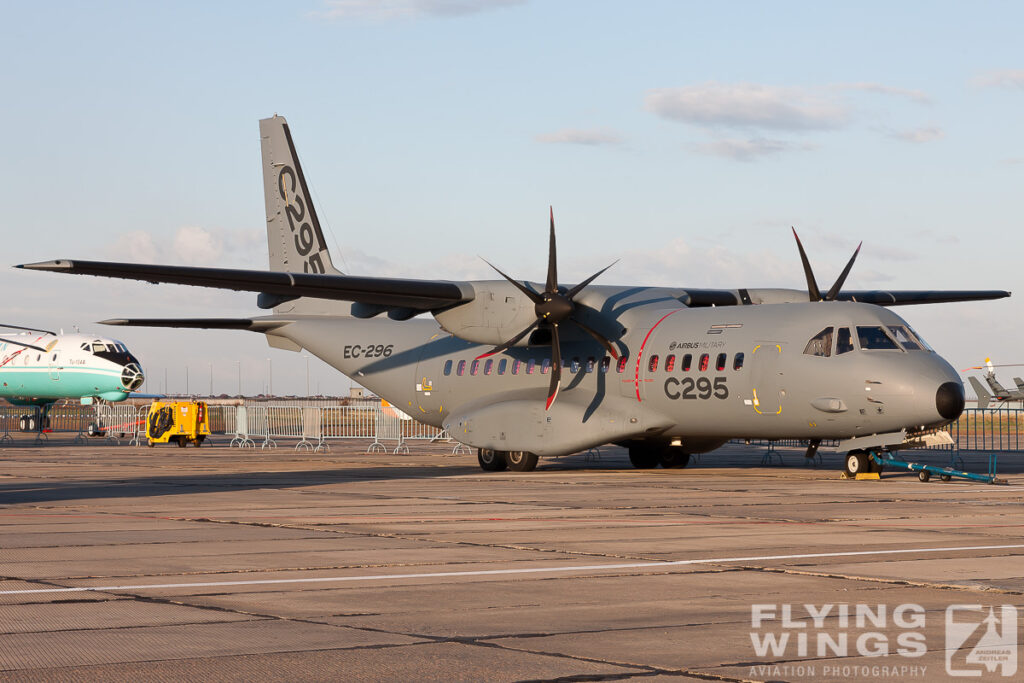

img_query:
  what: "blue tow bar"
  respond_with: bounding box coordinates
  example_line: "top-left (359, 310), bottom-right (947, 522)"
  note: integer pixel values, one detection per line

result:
top-left (869, 452), bottom-right (1007, 484)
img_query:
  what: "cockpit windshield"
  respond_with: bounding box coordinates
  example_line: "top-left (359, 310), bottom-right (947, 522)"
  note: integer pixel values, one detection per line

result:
top-left (856, 326), bottom-right (901, 350)
top-left (887, 325), bottom-right (932, 351)
top-left (83, 339), bottom-right (139, 366)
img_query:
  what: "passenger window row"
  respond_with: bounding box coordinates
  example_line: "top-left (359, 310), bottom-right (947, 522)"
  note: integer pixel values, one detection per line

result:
top-left (442, 352), bottom-right (745, 376)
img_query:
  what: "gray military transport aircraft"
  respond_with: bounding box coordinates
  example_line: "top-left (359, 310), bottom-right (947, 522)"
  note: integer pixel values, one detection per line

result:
top-left (19, 116), bottom-right (1010, 475)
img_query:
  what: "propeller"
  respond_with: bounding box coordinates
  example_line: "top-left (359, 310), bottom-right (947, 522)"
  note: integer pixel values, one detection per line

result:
top-left (962, 358), bottom-right (1024, 372)
top-left (791, 228), bottom-right (862, 302)
top-left (477, 207), bottom-right (619, 410)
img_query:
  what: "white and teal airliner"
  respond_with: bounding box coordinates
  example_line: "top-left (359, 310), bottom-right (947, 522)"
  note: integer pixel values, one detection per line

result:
top-left (0, 324), bottom-right (144, 430)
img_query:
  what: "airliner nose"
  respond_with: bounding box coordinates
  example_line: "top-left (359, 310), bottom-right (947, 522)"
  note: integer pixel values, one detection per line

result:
top-left (121, 363), bottom-right (145, 391)
top-left (936, 381), bottom-right (965, 421)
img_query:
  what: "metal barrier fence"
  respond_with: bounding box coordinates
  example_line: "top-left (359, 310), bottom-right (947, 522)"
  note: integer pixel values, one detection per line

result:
top-left (947, 408), bottom-right (1024, 452)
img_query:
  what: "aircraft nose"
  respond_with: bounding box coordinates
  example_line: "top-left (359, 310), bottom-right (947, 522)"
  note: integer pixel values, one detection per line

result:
top-left (936, 381), bottom-right (965, 421)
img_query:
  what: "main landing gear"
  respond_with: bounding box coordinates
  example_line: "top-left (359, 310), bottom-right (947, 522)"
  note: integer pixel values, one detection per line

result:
top-left (843, 449), bottom-right (884, 476)
top-left (477, 449), bottom-right (539, 472)
top-left (627, 442), bottom-right (691, 469)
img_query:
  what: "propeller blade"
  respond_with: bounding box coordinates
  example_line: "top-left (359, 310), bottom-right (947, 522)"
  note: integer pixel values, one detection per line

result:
top-left (0, 337), bottom-right (47, 353)
top-left (482, 258), bottom-right (543, 304)
top-left (546, 206), bottom-right (558, 294)
top-left (564, 260), bottom-right (619, 300)
top-left (546, 323), bottom-right (562, 410)
top-left (568, 318), bottom-right (619, 360)
top-left (474, 319), bottom-right (540, 360)
top-left (791, 227), bottom-right (821, 302)
top-left (824, 241), bottom-right (862, 301)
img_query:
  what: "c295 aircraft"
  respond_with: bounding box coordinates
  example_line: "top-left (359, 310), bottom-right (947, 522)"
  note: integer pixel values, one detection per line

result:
top-left (19, 116), bottom-right (1009, 473)
top-left (0, 324), bottom-right (144, 430)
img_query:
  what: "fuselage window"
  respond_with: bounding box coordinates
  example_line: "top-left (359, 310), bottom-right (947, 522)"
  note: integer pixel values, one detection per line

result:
top-left (484, 359), bottom-right (494, 375)
top-left (698, 353), bottom-right (709, 372)
top-left (803, 327), bottom-right (833, 357)
top-left (570, 357), bottom-right (581, 373)
top-left (497, 359), bottom-right (508, 375)
top-left (470, 360), bottom-right (480, 375)
top-left (616, 355), bottom-right (629, 373)
top-left (511, 359), bottom-right (520, 375)
top-left (586, 357), bottom-right (595, 373)
top-left (648, 355), bottom-right (659, 372)
top-left (887, 325), bottom-right (925, 351)
top-left (526, 358), bottom-right (536, 374)
top-left (733, 352), bottom-right (744, 370)
top-left (681, 354), bottom-right (692, 371)
top-left (52, 354), bottom-right (57, 362)
top-left (665, 354), bottom-right (676, 372)
top-left (443, 360), bottom-right (453, 376)
top-left (600, 356), bottom-right (611, 373)
top-left (457, 360), bottom-right (466, 376)
top-left (541, 358), bottom-right (551, 375)
top-left (836, 327), bottom-right (854, 354)
top-left (716, 352), bottom-right (726, 371)
top-left (857, 326), bottom-right (901, 351)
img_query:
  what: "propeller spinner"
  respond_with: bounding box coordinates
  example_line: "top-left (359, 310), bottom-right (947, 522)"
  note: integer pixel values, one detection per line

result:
top-left (477, 208), bottom-right (618, 410)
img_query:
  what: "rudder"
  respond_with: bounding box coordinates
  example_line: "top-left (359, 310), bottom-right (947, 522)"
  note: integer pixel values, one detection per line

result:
top-left (968, 376), bottom-right (991, 410)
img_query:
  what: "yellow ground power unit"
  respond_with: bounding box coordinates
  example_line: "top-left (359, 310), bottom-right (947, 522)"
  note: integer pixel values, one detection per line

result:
top-left (146, 401), bottom-right (211, 447)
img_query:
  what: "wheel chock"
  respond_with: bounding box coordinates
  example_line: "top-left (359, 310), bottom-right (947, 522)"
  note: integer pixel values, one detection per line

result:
top-left (840, 471), bottom-right (880, 480)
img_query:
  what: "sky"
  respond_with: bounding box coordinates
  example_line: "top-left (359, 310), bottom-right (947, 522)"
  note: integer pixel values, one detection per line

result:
top-left (2, 0), bottom-right (1022, 396)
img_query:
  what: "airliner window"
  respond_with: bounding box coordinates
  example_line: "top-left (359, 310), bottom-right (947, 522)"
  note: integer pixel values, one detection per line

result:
top-left (665, 354), bottom-right (676, 372)
top-left (733, 352), bottom-right (744, 370)
top-left (586, 357), bottom-right (595, 373)
top-left (526, 359), bottom-right (535, 374)
top-left (511, 359), bottom-right (520, 375)
top-left (497, 359), bottom-right (507, 375)
top-left (698, 353), bottom-right (709, 371)
top-left (616, 355), bottom-right (629, 373)
top-left (888, 325), bottom-right (925, 351)
top-left (648, 355), bottom-right (659, 372)
top-left (682, 354), bottom-right (692, 371)
top-left (457, 360), bottom-right (466, 376)
top-left (836, 328), bottom-right (854, 354)
top-left (443, 360), bottom-right (453, 376)
top-left (803, 327), bottom-right (833, 357)
top-left (470, 360), bottom-right (480, 375)
top-left (600, 356), bottom-right (611, 373)
top-left (484, 359), bottom-right (494, 375)
top-left (857, 326), bottom-right (901, 350)
top-left (570, 357), bottom-right (581, 373)
top-left (716, 353), bottom-right (726, 371)
top-left (541, 358), bottom-right (551, 375)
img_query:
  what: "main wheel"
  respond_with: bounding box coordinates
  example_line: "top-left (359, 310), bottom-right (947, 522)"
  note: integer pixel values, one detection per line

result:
top-left (659, 449), bottom-right (691, 469)
top-left (628, 446), bottom-right (660, 469)
top-left (506, 451), bottom-right (538, 472)
top-left (845, 451), bottom-right (869, 476)
top-left (176, 436), bottom-right (187, 448)
top-left (477, 448), bottom-right (508, 472)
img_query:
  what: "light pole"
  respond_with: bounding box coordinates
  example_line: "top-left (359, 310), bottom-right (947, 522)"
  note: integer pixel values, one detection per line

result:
top-left (235, 360), bottom-right (241, 397)
top-left (185, 366), bottom-right (189, 396)
top-left (266, 358), bottom-right (273, 396)
top-left (304, 355), bottom-right (310, 397)
top-left (208, 362), bottom-right (213, 397)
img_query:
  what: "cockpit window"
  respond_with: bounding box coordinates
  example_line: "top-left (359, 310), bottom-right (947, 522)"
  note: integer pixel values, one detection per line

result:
top-left (857, 326), bottom-right (901, 350)
top-left (803, 327), bottom-right (833, 357)
top-left (888, 325), bottom-right (927, 351)
top-left (92, 342), bottom-right (105, 353)
top-left (836, 327), bottom-right (854, 354)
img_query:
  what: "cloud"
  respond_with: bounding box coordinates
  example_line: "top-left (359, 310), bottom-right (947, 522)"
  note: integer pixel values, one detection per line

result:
top-left (107, 226), bottom-right (264, 267)
top-left (644, 83), bottom-right (849, 131)
top-left (972, 69), bottom-right (1024, 89)
top-left (692, 137), bottom-right (815, 161)
top-left (535, 128), bottom-right (622, 146)
top-left (314, 0), bottom-right (525, 20)
top-left (884, 125), bottom-right (944, 143)
top-left (836, 82), bottom-right (931, 104)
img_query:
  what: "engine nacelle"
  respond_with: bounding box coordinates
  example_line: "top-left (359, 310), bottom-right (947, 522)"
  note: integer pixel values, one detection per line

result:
top-left (433, 280), bottom-right (542, 346)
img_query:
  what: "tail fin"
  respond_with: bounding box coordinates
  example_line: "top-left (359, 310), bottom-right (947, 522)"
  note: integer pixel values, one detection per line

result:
top-left (1014, 377), bottom-right (1024, 393)
top-left (260, 115), bottom-right (342, 277)
top-left (968, 376), bottom-right (991, 409)
top-left (985, 373), bottom-right (1009, 396)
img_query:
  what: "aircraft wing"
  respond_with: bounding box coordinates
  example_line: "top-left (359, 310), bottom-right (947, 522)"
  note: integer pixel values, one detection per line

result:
top-left (98, 318), bottom-right (287, 330)
top-left (18, 259), bottom-right (473, 311)
top-left (682, 287), bottom-right (1010, 307)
